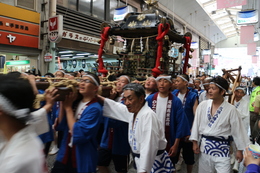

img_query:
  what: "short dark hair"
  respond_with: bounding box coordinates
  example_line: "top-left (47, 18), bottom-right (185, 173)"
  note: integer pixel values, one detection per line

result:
top-left (44, 73), bottom-right (54, 78)
top-left (123, 83), bottom-right (145, 98)
top-left (0, 74), bottom-right (35, 123)
top-left (7, 71), bottom-right (21, 78)
top-left (210, 76), bottom-right (229, 96)
top-left (253, 76), bottom-right (260, 86)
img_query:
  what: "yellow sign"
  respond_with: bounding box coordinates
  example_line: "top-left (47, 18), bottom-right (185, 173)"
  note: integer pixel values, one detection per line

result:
top-left (0, 3), bottom-right (40, 24)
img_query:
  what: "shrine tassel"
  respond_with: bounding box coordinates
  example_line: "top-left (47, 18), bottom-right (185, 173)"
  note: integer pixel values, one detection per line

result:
top-left (183, 36), bottom-right (191, 74)
top-left (98, 27), bottom-right (110, 76)
top-left (152, 23), bottom-right (170, 77)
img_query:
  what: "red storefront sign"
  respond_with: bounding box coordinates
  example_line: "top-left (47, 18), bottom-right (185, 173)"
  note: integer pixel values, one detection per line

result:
top-left (0, 31), bottom-right (38, 48)
top-left (0, 17), bottom-right (39, 36)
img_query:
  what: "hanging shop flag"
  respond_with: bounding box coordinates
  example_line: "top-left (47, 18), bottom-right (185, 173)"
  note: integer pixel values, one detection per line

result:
top-left (204, 55), bottom-right (210, 63)
top-left (213, 59), bottom-right (219, 66)
top-left (240, 26), bottom-right (254, 44)
top-left (252, 55), bottom-right (258, 64)
top-left (191, 49), bottom-right (198, 67)
top-left (247, 43), bottom-right (257, 55)
top-left (217, 0), bottom-right (247, 10)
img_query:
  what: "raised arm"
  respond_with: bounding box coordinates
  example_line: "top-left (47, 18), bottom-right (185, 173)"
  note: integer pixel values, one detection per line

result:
top-left (97, 95), bottom-right (131, 123)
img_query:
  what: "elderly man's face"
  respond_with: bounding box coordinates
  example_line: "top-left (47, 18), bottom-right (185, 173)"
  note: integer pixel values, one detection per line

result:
top-left (123, 90), bottom-right (144, 114)
top-left (116, 76), bottom-right (129, 93)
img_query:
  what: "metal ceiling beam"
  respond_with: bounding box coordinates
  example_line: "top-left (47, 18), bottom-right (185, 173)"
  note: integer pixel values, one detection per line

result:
top-left (202, 0), bottom-right (216, 7)
top-left (223, 26), bottom-right (236, 32)
top-left (225, 30), bottom-right (237, 35)
top-left (214, 15), bottom-right (236, 20)
top-left (219, 22), bottom-right (234, 27)
top-left (219, 22), bottom-right (233, 30)
top-left (225, 8), bottom-right (242, 12)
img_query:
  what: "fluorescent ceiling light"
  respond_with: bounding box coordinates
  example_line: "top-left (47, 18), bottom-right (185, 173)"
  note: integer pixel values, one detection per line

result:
top-left (60, 54), bottom-right (73, 57)
top-left (76, 53), bottom-right (90, 56)
top-left (59, 51), bottom-right (73, 54)
top-left (72, 56), bottom-right (84, 58)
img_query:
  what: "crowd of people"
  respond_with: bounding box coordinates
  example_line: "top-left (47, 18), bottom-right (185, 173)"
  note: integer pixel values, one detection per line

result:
top-left (0, 69), bottom-right (260, 173)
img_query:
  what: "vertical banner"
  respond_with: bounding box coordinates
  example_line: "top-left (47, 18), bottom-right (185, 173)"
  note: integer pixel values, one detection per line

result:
top-left (240, 26), bottom-right (255, 44)
top-left (204, 55), bottom-right (210, 63)
top-left (252, 55), bottom-right (258, 63)
top-left (191, 49), bottom-right (197, 67)
top-left (248, 43), bottom-right (257, 55)
top-left (214, 59), bottom-right (219, 66)
top-left (196, 58), bottom-right (200, 67)
top-left (217, 0), bottom-right (247, 9)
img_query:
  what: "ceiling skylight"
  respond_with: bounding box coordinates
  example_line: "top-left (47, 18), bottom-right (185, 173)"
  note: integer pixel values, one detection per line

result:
top-left (196, 0), bottom-right (242, 38)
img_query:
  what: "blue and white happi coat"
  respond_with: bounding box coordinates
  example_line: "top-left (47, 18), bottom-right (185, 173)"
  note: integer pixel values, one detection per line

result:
top-left (190, 100), bottom-right (250, 157)
top-left (103, 99), bottom-right (174, 173)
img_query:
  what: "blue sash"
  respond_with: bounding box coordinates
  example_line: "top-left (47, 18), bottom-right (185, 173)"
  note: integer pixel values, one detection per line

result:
top-left (202, 135), bottom-right (231, 157)
top-left (151, 151), bottom-right (175, 173)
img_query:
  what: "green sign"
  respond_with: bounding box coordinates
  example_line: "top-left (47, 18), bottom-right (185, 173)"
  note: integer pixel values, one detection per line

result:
top-left (6, 60), bottom-right (30, 66)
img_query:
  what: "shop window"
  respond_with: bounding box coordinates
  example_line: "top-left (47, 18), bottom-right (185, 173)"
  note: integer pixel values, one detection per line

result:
top-left (119, 1), bottom-right (137, 12)
top-left (110, 0), bottom-right (118, 21)
top-left (78, 0), bottom-right (91, 15)
top-left (16, 0), bottom-right (36, 10)
top-left (57, 0), bottom-right (69, 8)
top-left (93, 0), bottom-right (105, 20)
top-left (68, 0), bottom-right (77, 10)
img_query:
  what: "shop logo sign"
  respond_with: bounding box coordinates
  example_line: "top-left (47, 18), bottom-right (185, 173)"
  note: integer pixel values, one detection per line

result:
top-left (48, 15), bottom-right (63, 43)
top-left (49, 18), bottom-right (57, 31)
top-left (7, 34), bottom-right (16, 43)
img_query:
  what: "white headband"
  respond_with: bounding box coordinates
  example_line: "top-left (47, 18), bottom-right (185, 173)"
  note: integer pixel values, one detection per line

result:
top-left (56, 70), bottom-right (65, 74)
top-left (202, 83), bottom-right (210, 86)
top-left (210, 82), bottom-right (226, 92)
top-left (65, 73), bottom-right (72, 76)
top-left (147, 77), bottom-right (156, 81)
top-left (155, 76), bottom-right (172, 83)
top-left (177, 75), bottom-right (188, 82)
top-left (120, 75), bottom-right (131, 83)
top-left (82, 75), bottom-right (99, 86)
top-left (235, 87), bottom-right (246, 93)
top-left (0, 94), bottom-right (32, 123)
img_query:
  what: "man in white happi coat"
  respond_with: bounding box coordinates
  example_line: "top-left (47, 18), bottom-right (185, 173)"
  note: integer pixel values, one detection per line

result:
top-left (233, 87), bottom-right (250, 132)
top-left (98, 83), bottom-right (174, 173)
top-left (233, 86), bottom-right (250, 172)
top-left (199, 77), bottom-right (212, 103)
top-left (190, 76), bottom-right (250, 173)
